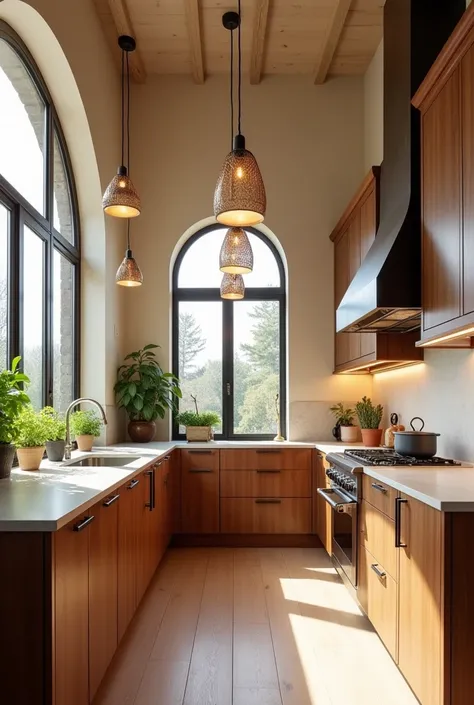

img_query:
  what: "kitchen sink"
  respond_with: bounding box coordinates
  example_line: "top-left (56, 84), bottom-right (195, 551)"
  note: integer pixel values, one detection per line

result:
top-left (64, 455), bottom-right (143, 468)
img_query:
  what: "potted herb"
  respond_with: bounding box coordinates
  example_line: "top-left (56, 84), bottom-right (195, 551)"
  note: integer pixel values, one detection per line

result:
top-left (14, 406), bottom-right (49, 471)
top-left (115, 344), bottom-right (182, 443)
top-left (330, 403), bottom-right (358, 443)
top-left (70, 410), bottom-right (102, 452)
top-left (176, 396), bottom-right (220, 442)
top-left (355, 396), bottom-right (384, 447)
top-left (40, 407), bottom-right (67, 462)
top-left (0, 357), bottom-right (31, 478)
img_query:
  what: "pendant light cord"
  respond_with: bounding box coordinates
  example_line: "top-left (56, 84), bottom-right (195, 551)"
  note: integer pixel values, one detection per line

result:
top-left (127, 219), bottom-right (131, 251)
top-left (230, 26), bottom-right (234, 149)
top-left (126, 49), bottom-right (131, 173)
top-left (237, 0), bottom-right (242, 136)
top-left (121, 49), bottom-right (125, 166)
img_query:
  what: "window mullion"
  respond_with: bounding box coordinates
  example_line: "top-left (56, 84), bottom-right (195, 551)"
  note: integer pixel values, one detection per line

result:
top-left (222, 299), bottom-right (234, 439)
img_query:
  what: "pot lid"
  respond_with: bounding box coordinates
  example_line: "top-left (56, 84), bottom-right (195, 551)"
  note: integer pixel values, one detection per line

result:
top-left (393, 431), bottom-right (440, 437)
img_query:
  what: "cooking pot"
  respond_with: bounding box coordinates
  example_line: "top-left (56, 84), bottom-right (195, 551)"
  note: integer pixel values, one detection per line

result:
top-left (393, 417), bottom-right (440, 458)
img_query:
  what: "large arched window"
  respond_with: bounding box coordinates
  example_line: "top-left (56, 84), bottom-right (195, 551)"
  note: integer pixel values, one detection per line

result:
top-left (172, 225), bottom-right (286, 439)
top-left (0, 22), bottom-right (79, 411)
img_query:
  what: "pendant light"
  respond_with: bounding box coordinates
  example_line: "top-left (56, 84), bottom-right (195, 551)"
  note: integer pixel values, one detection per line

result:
top-left (103, 35), bottom-right (141, 218)
top-left (220, 273), bottom-right (244, 300)
top-left (219, 226), bottom-right (253, 274)
top-left (214, 5), bottom-right (266, 227)
top-left (116, 221), bottom-right (143, 287)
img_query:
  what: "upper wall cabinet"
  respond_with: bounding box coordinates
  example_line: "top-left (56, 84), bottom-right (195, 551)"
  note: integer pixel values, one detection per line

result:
top-left (413, 4), bottom-right (474, 348)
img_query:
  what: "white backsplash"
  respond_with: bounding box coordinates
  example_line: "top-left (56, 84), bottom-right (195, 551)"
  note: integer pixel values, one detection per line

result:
top-left (289, 401), bottom-right (361, 442)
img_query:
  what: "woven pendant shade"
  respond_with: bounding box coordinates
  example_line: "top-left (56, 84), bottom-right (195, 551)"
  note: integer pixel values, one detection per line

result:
top-left (220, 273), bottom-right (244, 300)
top-left (214, 146), bottom-right (266, 227)
top-left (219, 227), bottom-right (253, 274)
top-left (116, 249), bottom-right (143, 287)
top-left (103, 168), bottom-right (141, 218)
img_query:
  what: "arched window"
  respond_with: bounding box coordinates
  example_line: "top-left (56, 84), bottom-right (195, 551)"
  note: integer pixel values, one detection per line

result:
top-left (0, 22), bottom-right (79, 411)
top-left (172, 225), bottom-right (286, 439)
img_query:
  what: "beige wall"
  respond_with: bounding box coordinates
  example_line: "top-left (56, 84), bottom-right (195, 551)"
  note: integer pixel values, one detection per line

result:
top-left (363, 40), bottom-right (383, 171)
top-left (125, 74), bottom-right (372, 440)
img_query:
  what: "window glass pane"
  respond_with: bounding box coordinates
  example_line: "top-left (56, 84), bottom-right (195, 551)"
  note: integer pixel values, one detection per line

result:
top-left (0, 204), bottom-right (9, 370)
top-left (178, 229), bottom-right (280, 288)
top-left (22, 226), bottom-right (44, 408)
top-left (53, 250), bottom-right (74, 411)
top-left (53, 133), bottom-right (74, 243)
top-left (234, 300), bottom-right (280, 435)
top-left (0, 40), bottom-right (45, 214)
top-left (178, 301), bottom-right (222, 434)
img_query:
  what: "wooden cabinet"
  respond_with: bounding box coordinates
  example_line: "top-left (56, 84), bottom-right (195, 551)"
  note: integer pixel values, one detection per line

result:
top-left (220, 447), bottom-right (311, 471)
top-left (137, 463), bottom-right (162, 600)
top-left (313, 451), bottom-right (332, 553)
top-left (118, 475), bottom-right (141, 642)
top-left (362, 474), bottom-right (397, 520)
top-left (181, 449), bottom-right (219, 533)
top-left (220, 468), bottom-right (311, 498)
top-left (220, 498), bottom-right (311, 534)
top-left (169, 449), bottom-right (181, 534)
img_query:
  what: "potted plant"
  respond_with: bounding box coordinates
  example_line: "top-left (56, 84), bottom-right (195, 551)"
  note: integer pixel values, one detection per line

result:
top-left (40, 407), bottom-right (67, 461)
top-left (0, 356), bottom-right (31, 478)
top-left (14, 406), bottom-right (49, 471)
top-left (70, 410), bottom-right (102, 452)
top-left (115, 344), bottom-right (182, 443)
top-left (330, 403), bottom-right (359, 443)
top-left (176, 396), bottom-right (221, 442)
top-left (355, 396), bottom-right (384, 447)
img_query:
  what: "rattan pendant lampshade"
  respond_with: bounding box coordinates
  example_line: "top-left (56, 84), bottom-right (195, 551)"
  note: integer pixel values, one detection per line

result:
top-left (116, 222), bottom-right (143, 287)
top-left (214, 7), bottom-right (266, 227)
top-left (103, 36), bottom-right (141, 218)
top-left (219, 227), bottom-right (253, 274)
top-left (220, 273), bottom-right (244, 300)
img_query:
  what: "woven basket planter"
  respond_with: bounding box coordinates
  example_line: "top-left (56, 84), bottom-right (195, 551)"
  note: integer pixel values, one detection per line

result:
top-left (185, 426), bottom-right (213, 442)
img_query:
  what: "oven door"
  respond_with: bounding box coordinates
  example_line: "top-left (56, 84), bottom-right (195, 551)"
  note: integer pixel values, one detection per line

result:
top-left (318, 487), bottom-right (358, 588)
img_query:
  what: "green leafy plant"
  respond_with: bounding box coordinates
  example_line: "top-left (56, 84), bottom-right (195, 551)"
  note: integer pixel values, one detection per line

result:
top-left (330, 403), bottom-right (355, 427)
top-left (70, 410), bottom-right (102, 438)
top-left (40, 407), bottom-right (66, 441)
top-left (176, 394), bottom-right (220, 428)
top-left (14, 406), bottom-right (49, 448)
top-left (0, 356), bottom-right (30, 444)
top-left (115, 344), bottom-right (182, 422)
top-left (355, 396), bottom-right (383, 430)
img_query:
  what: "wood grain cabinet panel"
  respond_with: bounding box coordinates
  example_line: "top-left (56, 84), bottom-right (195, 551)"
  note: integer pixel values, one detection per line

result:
top-left (118, 475), bottom-right (141, 642)
top-left (220, 468), bottom-right (311, 498)
top-left (359, 500), bottom-right (397, 581)
top-left (313, 451), bottom-right (332, 553)
top-left (462, 45), bottom-right (474, 316)
top-left (220, 448), bottom-right (311, 471)
top-left (221, 498), bottom-right (311, 534)
top-left (362, 475), bottom-right (397, 520)
top-left (136, 464), bottom-right (160, 603)
top-left (169, 450), bottom-right (181, 534)
top-left (359, 190), bottom-right (377, 357)
top-left (181, 450), bottom-right (219, 533)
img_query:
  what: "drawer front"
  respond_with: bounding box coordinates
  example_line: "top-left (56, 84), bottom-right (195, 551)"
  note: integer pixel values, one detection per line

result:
top-left (360, 500), bottom-right (398, 581)
top-left (359, 545), bottom-right (398, 661)
top-left (363, 474), bottom-right (397, 519)
top-left (220, 449), bottom-right (311, 471)
top-left (181, 449), bottom-right (219, 472)
top-left (220, 469), bottom-right (311, 498)
top-left (220, 498), bottom-right (311, 534)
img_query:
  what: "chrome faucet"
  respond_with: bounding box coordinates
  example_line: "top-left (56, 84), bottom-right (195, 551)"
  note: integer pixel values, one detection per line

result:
top-left (64, 398), bottom-right (108, 460)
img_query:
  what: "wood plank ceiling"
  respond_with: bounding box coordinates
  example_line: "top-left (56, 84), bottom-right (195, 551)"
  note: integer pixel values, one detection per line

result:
top-left (94, 0), bottom-right (384, 84)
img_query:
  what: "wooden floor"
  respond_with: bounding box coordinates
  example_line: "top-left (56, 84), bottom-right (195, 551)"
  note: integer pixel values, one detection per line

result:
top-left (95, 548), bottom-right (417, 705)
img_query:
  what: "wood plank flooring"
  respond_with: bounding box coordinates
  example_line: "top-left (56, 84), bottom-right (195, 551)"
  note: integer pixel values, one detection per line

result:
top-left (94, 548), bottom-right (417, 705)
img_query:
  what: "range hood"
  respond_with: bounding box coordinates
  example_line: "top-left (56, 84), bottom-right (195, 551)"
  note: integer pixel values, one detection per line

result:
top-left (336, 0), bottom-right (465, 334)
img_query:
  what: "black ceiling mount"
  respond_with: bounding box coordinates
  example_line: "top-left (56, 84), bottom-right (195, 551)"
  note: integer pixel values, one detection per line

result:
top-left (222, 11), bottom-right (240, 31)
top-left (118, 35), bottom-right (136, 52)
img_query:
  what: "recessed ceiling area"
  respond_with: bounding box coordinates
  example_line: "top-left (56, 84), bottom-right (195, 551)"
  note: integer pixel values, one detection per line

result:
top-left (93, 0), bottom-right (384, 85)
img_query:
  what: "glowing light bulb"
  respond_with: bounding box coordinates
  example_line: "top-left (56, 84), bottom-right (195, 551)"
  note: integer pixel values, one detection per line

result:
top-left (119, 180), bottom-right (126, 188)
top-left (236, 167), bottom-right (243, 178)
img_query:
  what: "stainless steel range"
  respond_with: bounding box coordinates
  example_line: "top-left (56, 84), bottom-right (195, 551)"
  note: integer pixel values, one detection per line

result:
top-left (318, 448), bottom-right (461, 591)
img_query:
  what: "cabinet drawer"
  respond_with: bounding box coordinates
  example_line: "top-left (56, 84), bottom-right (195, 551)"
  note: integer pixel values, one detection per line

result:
top-left (181, 449), bottom-right (219, 472)
top-left (363, 474), bottom-right (397, 519)
top-left (220, 498), bottom-right (311, 534)
top-left (220, 469), bottom-right (311, 498)
top-left (360, 500), bottom-right (398, 581)
top-left (220, 448), bottom-right (311, 471)
top-left (358, 545), bottom-right (397, 661)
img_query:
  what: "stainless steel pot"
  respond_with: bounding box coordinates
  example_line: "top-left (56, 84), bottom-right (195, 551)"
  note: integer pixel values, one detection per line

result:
top-left (393, 417), bottom-right (440, 458)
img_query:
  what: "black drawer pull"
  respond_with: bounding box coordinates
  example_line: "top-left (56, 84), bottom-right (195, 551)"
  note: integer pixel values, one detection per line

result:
top-left (188, 450), bottom-right (213, 455)
top-left (189, 468), bottom-right (213, 473)
top-left (256, 469), bottom-right (281, 474)
top-left (145, 468), bottom-right (155, 510)
top-left (164, 455), bottom-right (171, 461)
top-left (73, 515), bottom-right (95, 532)
top-left (371, 482), bottom-right (387, 494)
top-left (395, 497), bottom-right (407, 548)
top-left (103, 494), bottom-right (120, 507)
top-left (256, 449), bottom-right (281, 454)
top-left (255, 498), bottom-right (282, 504)
top-left (127, 478), bottom-right (140, 489)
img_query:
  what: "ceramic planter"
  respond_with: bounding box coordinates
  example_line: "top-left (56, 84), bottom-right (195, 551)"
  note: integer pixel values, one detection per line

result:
top-left (185, 426), bottom-right (212, 442)
top-left (128, 421), bottom-right (156, 443)
top-left (46, 440), bottom-right (66, 462)
top-left (76, 435), bottom-right (95, 452)
top-left (16, 446), bottom-right (45, 471)
top-left (0, 443), bottom-right (16, 479)
top-left (339, 426), bottom-right (359, 443)
top-left (361, 428), bottom-right (383, 447)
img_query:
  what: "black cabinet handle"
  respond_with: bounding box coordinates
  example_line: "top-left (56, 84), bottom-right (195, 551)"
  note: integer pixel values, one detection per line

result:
top-left (103, 494), bottom-right (120, 507)
top-left (395, 497), bottom-right (407, 548)
top-left (73, 515), bottom-right (95, 532)
top-left (188, 468), bottom-right (213, 473)
top-left (256, 449), bottom-right (281, 454)
top-left (164, 455), bottom-right (171, 461)
top-left (255, 498), bottom-right (282, 504)
top-left (145, 468), bottom-right (155, 511)
top-left (188, 450), bottom-right (213, 455)
top-left (127, 478), bottom-right (140, 489)
top-left (371, 482), bottom-right (388, 494)
top-left (256, 469), bottom-right (281, 474)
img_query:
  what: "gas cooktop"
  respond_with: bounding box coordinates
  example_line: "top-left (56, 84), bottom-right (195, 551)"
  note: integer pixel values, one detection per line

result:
top-left (343, 448), bottom-right (461, 467)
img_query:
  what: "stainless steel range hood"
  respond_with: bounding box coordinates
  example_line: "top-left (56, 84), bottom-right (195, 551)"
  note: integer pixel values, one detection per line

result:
top-left (336, 0), bottom-right (465, 334)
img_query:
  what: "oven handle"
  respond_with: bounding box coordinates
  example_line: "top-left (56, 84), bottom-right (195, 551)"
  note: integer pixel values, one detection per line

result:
top-left (317, 487), bottom-right (357, 513)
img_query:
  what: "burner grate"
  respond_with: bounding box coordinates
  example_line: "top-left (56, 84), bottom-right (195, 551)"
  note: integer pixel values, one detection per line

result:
top-left (344, 449), bottom-right (461, 467)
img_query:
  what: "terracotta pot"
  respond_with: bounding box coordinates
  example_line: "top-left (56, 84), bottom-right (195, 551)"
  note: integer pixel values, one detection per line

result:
top-left (128, 420), bottom-right (156, 443)
top-left (185, 425), bottom-right (212, 442)
top-left (16, 446), bottom-right (45, 471)
top-left (46, 440), bottom-right (66, 462)
top-left (76, 435), bottom-right (95, 452)
top-left (361, 428), bottom-right (383, 447)
top-left (340, 425), bottom-right (359, 443)
top-left (0, 443), bottom-right (16, 479)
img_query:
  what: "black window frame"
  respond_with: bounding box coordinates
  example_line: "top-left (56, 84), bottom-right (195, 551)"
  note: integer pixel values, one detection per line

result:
top-left (172, 224), bottom-right (287, 440)
top-left (0, 21), bottom-right (80, 406)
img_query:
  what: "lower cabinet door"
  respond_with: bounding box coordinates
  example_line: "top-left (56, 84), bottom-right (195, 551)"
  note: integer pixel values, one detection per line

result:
top-left (136, 465), bottom-right (160, 603)
top-left (358, 545), bottom-right (397, 661)
top-left (89, 496), bottom-right (119, 700)
top-left (118, 476), bottom-right (140, 642)
top-left (181, 460), bottom-right (219, 533)
top-left (220, 498), bottom-right (312, 534)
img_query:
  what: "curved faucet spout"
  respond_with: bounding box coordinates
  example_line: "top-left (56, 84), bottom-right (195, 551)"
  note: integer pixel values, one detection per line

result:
top-left (64, 398), bottom-right (108, 460)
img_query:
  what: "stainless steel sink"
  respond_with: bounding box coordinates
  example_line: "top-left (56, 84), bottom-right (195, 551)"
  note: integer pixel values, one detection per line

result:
top-left (64, 455), bottom-right (143, 468)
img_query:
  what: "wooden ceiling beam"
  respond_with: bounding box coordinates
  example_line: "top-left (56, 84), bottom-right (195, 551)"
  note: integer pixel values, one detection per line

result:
top-left (107, 0), bottom-right (147, 83)
top-left (313, 0), bottom-right (352, 85)
top-left (184, 0), bottom-right (205, 84)
top-left (250, 0), bottom-right (270, 85)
